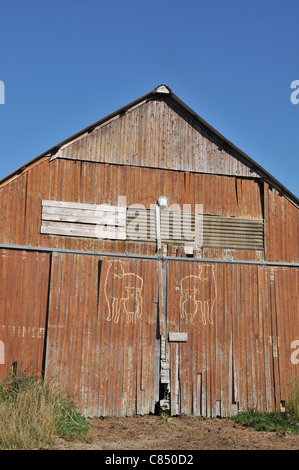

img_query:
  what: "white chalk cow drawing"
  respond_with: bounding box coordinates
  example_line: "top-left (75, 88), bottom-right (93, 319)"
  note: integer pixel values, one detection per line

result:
top-left (179, 265), bottom-right (216, 325)
top-left (104, 260), bottom-right (143, 324)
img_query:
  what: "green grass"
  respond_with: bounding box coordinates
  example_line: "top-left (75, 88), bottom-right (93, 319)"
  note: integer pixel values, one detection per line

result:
top-left (54, 396), bottom-right (90, 439)
top-left (286, 377), bottom-right (299, 423)
top-left (0, 370), bottom-right (89, 449)
top-left (232, 377), bottom-right (299, 434)
top-left (158, 377), bottom-right (299, 434)
top-left (232, 409), bottom-right (298, 434)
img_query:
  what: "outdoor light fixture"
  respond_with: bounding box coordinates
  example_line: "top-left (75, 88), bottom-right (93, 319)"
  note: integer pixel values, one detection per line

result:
top-left (157, 196), bottom-right (168, 209)
top-left (156, 196), bottom-right (168, 252)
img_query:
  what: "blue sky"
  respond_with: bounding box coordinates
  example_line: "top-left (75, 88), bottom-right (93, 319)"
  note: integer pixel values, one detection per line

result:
top-left (0, 0), bottom-right (298, 197)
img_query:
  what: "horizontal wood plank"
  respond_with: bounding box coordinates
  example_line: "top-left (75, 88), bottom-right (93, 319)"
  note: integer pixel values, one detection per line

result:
top-left (41, 199), bottom-right (127, 240)
top-left (168, 332), bottom-right (188, 342)
top-left (42, 200), bottom-right (126, 213)
top-left (41, 224), bottom-right (126, 240)
top-left (42, 211), bottom-right (126, 226)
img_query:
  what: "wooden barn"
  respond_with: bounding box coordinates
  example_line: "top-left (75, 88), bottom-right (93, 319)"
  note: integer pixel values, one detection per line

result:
top-left (0, 84), bottom-right (298, 417)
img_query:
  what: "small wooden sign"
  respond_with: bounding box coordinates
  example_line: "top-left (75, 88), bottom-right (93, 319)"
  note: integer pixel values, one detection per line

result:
top-left (168, 332), bottom-right (188, 342)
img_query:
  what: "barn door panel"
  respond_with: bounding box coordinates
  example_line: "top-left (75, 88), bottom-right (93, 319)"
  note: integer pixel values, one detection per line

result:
top-left (45, 253), bottom-right (158, 417)
top-left (0, 249), bottom-right (51, 379)
top-left (45, 252), bottom-right (101, 415)
top-left (268, 267), bottom-right (299, 408)
top-left (165, 261), bottom-right (289, 417)
top-left (166, 261), bottom-right (220, 417)
top-left (97, 257), bottom-right (159, 416)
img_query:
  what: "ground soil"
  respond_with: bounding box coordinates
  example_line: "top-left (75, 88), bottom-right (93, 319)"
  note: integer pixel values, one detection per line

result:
top-left (51, 415), bottom-right (299, 451)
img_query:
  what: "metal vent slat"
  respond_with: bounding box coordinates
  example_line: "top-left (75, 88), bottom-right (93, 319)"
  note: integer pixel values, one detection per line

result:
top-left (127, 208), bottom-right (264, 250)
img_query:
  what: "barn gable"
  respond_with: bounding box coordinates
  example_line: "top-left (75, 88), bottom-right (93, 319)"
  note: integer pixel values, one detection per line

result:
top-left (1, 85), bottom-right (298, 206)
top-left (50, 86), bottom-right (261, 178)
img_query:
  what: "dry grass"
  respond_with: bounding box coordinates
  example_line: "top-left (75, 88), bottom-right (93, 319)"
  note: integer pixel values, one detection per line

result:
top-left (286, 376), bottom-right (299, 422)
top-left (0, 371), bottom-right (89, 450)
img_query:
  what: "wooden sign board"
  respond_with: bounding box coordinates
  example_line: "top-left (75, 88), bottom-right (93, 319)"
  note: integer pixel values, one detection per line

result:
top-left (168, 332), bottom-right (188, 342)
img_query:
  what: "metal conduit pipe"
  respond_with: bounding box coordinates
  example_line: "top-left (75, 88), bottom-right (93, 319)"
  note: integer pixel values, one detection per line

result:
top-left (0, 244), bottom-right (298, 267)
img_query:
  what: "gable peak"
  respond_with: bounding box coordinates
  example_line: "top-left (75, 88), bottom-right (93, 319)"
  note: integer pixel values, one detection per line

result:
top-left (155, 84), bottom-right (172, 94)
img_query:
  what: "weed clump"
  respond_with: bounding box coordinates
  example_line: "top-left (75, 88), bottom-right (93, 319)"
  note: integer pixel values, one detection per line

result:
top-left (0, 370), bottom-right (89, 449)
top-left (232, 377), bottom-right (299, 434)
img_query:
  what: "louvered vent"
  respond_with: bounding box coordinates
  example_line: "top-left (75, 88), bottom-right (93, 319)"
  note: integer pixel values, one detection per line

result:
top-left (127, 208), bottom-right (264, 250)
top-left (41, 201), bottom-right (264, 250)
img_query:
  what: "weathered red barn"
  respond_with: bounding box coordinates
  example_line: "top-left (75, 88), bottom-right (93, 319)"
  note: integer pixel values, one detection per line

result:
top-left (0, 85), bottom-right (298, 417)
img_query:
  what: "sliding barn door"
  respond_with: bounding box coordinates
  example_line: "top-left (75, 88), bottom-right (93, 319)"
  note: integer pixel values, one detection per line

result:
top-left (45, 253), bottom-right (159, 416)
top-left (0, 249), bottom-right (51, 379)
top-left (165, 261), bottom-right (291, 417)
top-left (166, 261), bottom-right (219, 416)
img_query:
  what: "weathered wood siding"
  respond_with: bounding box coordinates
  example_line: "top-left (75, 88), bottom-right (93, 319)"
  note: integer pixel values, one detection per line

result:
top-left (0, 90), bottom-right (297, 418)
top-left (0, 158), bottom-right (265, 260)
top-left (264, 183), bottom-right (299, 263)
top-left (0, 249), bottom-right (50, 378)
top-left (52, 97), bottom-right (261, 178)
top-left (42, 253), bottom-right (298, 417)
top-left (45, 253), bottom-right (158, 417)
top-left (166, 261), bottom-right (299, 417)
top-left (41, 200), bottom-right (126, 239)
